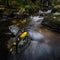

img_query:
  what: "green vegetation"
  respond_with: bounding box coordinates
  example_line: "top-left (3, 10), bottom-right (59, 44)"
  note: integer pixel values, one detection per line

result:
top-left (0, 0), bottom-right (60, 30)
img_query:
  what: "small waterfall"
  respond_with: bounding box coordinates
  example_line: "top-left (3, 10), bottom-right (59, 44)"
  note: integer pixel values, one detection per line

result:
top-left (28, 15), bottom-right (44, 29)
top-left (39, 10), bottom-right (52, 14)
top-left (28, 15), bottom-right (44, 41)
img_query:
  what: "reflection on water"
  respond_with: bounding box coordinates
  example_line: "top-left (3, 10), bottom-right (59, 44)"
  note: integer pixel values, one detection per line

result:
top-left (38, 27), bottom-right (60, 47)
top-left (19, 26), bottom-right (60, 60)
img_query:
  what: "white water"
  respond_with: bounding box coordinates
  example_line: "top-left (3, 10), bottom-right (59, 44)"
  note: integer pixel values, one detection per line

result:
top-left (29, 15), bottom-right (44, 28)
top-left (28, 29), bottom-right (44, 41)
top-left (28, 16), bottom-right (44, 41)
top-left (39, 10), bottom-right (52, 14)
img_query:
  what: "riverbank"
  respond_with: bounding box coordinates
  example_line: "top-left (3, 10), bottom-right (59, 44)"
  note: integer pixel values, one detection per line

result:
top-left (41, 24), bottom-right (60, 33)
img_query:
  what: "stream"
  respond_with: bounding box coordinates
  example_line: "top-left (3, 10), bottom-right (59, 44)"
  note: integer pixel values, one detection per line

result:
top-left (10, 15), bottom-right (60, 60)
top-left (0, 10), bottom-right (60, 60)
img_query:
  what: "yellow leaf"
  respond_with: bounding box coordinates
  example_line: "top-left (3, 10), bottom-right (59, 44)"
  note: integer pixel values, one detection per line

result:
top-left (20, 32), bottom-right (28, 38)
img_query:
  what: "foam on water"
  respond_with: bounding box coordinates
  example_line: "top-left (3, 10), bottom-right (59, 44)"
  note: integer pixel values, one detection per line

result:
top-left (29, 16), bottom-right (44, 29)
top-left (39, 10), bottom-right (52, 14)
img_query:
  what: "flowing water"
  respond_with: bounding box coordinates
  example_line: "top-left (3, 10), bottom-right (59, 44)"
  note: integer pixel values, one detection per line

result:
top-left (14, 15), bottom-right (60, 60)
top-left (0, 12), bottom-right (60, 60)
